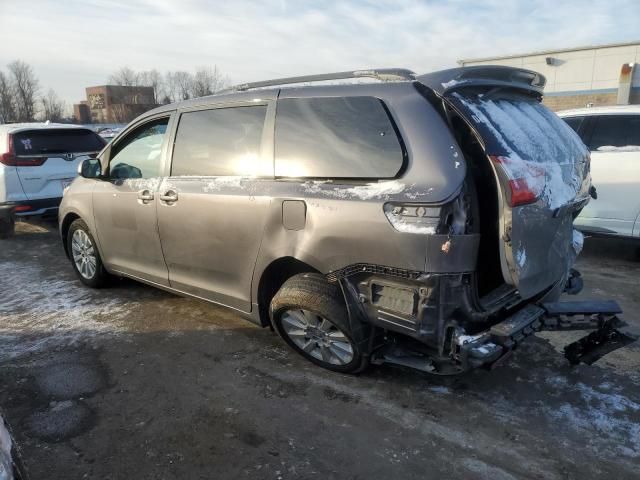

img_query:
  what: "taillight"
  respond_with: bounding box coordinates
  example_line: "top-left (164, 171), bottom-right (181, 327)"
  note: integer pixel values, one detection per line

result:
top-left (490, 155), bottom-right (545, 207)
top-left (0, 133), bottom-right (46, 166)
top-left (0, 153), bottom-right (46, 167)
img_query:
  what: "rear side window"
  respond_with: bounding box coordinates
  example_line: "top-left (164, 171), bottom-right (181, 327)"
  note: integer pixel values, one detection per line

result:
top-left (275, 96), bottom-right (404, 178)
top-left (587, 115), bottom-right (640, 151)
top-left (562, 116), bottom-right (585, 134)
top-left (12, 129), bottom-right (105, 155)
top-left (171, 106), bottom-right (267, 176)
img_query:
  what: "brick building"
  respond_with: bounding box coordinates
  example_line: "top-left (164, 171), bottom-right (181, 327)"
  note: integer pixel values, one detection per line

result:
top-left (74, 85), bottom-right (158, 123)
top-left (459, 41), bottom-right (640, 111)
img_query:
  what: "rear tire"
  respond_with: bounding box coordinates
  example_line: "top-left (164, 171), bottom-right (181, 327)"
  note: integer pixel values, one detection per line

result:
top-left (0, 215), bottom-right (14, 239)
top-left (270, 273), bottom-right (368, 373)
top-left (67, 219), bottom-right (110, 288)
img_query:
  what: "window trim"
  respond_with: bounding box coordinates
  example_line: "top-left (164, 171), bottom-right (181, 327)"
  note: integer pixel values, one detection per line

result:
top-left (168, 100), bottom-right (276, 179)
top-left (273, 96), bottom-right (408, 182)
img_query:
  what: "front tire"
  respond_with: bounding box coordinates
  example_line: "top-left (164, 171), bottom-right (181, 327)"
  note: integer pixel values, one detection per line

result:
top-left (67, 219), bottom-right (110, 288)
top-left (270, 273), bottom-right (368, 373)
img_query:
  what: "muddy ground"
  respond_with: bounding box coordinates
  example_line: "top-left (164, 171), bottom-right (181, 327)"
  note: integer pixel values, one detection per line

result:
top-left (0, 219), bottom-right (639, 479)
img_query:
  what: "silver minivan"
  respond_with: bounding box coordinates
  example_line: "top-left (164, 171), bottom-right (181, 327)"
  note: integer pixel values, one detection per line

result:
top-left (59, 67), bottom-right (633, 375)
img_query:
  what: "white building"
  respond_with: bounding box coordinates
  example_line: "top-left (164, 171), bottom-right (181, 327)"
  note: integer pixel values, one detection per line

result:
top-left (459, 41), bottom-right (640, 111)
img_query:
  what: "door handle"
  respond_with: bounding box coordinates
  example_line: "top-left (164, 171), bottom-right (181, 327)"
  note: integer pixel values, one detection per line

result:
top-left (137, 189), bottom-right (154, 204)
top-left (160, 190), bottom-right (178, 203)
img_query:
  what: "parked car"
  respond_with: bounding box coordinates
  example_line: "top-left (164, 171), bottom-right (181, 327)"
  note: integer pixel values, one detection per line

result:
top-left (96, 126), bottom-right (124, 142)
top-left (59, 67), bottom-right (631, 375)
top-left (0, 123), bottom-right (105, 237)
top-left (558, 105), bottom-right (640, 239)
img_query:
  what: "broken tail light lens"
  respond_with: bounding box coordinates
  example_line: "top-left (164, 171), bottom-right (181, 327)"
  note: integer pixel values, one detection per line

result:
top-left (490, 155), bottom-right (545, 207)
top-left (383, 203), bottom-right (441, 234)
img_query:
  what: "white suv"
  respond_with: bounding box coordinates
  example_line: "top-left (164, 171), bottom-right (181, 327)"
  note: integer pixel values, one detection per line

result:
top-left (558, 106), bottom-right (640, 239)
top-left (0, 123), bottom-right (105, 237)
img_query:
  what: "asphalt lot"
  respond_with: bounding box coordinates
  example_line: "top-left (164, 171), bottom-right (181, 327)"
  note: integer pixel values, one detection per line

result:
top-left (1, 219), bottom-right (639, 479)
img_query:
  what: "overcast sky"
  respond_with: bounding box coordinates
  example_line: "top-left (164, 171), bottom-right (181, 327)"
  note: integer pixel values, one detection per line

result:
top-left (1, 0), bottom-right (638, 105)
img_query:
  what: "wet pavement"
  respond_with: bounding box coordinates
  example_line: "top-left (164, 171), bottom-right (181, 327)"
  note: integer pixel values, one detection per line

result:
top-left (1, 219), bottom-right (639, 479)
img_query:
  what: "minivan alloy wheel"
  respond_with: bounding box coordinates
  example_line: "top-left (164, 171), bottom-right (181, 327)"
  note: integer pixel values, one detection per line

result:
top-left (280, 309), bottom-right (354, 365)
top-left (71, 229), bottom-right (97, 279)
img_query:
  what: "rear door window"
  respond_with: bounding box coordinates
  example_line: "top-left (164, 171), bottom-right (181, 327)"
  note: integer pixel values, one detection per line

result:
top-left (586, 115), bottom-right (640, 151)
top-left (12, 129), bottom-right (105, 155)
top-left (275, 96), bottom-right (405, 178)
top-left (171, 106), bottom-right (267, 176)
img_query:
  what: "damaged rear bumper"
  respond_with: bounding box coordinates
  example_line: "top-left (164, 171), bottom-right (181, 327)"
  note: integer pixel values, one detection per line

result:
top-left (447, 300), bottom-right (636, 370)
top-left (332, 267), bottom-right (636, 374)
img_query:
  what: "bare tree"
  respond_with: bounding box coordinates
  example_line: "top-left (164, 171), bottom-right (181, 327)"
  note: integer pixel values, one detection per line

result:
top-left (0, 71), bottom-right (16, 123)
top-left (109, 66), bottom-right (139, 86)
top-left (172, 71), bottom-right (193, 101)
top-left (8, 60), bottom-right (39, 122)
top-left (41, 89), bottom-right (66, 122)
top-left (192, 66), bottom-right (229, 97)
top-left (138, 69), bottom-right (164, 104)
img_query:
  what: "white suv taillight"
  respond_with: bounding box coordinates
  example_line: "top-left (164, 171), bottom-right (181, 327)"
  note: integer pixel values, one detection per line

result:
top-left (384, 203), bottom-right (441, 234)
top-left (0, 134), bottom-right (46, 167)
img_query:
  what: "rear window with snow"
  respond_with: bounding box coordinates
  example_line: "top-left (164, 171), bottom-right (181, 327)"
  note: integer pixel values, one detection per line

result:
top-left (586, 115), bottom-right (640, 151)
top-left (275, 96), bottom-right (405, 178)
top-left (12, 129), bottom-right (105, 156)
top-left (449, 91), bottom-right (590, 209)
top-left (449, 91), bottom-right (588, 164)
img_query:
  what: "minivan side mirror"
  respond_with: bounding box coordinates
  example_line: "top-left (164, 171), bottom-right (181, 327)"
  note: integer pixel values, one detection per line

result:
top-left (78, 158), bottom-right (102, 179)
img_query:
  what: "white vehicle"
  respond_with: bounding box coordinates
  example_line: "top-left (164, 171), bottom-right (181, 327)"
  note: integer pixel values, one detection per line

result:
top-left (0, 123), bottom-right (105, 237)
top-left (558, 105), bottom-right (640, 239)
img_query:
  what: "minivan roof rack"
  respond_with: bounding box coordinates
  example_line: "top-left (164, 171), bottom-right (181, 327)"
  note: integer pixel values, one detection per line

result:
top-left (226, 68), bottom-right (417, 92)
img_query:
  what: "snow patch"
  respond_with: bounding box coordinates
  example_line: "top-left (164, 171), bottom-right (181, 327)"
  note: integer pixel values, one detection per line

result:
top-left (544, 378), bottom-right (640, 457)
top-left (0, 261), bottom-right (134, 361)
top-left (441, 79), bottom-right (460, 89)
top-left (203, 176), bottom-right (245, 192)
top-left (515, 248), bottom-right (527, 268)
top-left (386, 218), bottom-right (436, 234)
top-left (596, 145), bottom-right (640, 152)
top-left (302, 180), bottom-right (406, 200)
top-left (124, 177), bottom-right (162, 192)
top-left (572, 229), bottom-right (584, 255)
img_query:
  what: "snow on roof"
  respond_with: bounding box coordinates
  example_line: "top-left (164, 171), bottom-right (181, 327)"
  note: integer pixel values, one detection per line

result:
top-left (557, 105), bottom-right (640, 117)
top-left (0, 122), bottom-right (89, 134)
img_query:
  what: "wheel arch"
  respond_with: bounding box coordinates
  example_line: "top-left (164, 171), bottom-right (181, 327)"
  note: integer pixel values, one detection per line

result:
top-left (256, 256), bottom-right (321, 327)
top-left (60, 212), bottom-right (81, 258)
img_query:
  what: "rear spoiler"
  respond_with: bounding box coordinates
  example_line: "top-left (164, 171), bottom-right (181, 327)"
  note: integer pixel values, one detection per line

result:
top-left (417, 66), bottom-right (546, 96)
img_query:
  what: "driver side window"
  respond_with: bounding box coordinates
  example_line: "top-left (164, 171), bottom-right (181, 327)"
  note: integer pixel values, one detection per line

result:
top-left (109, 118), bottom-right (169, 179)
